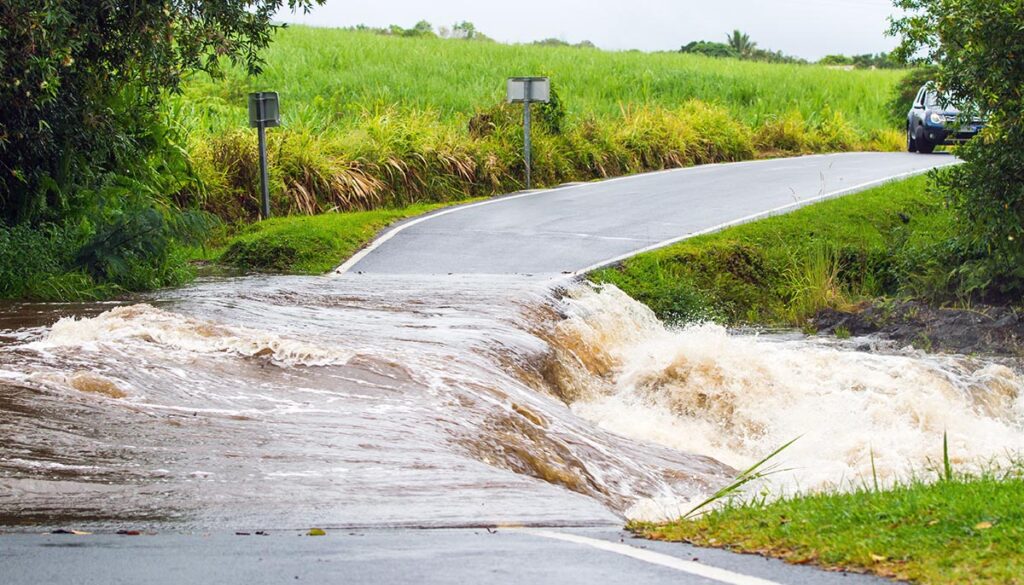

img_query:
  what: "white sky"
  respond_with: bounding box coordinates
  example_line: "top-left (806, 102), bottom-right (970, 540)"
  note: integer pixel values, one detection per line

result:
top-left (276, 0), bottom-right (902, 60)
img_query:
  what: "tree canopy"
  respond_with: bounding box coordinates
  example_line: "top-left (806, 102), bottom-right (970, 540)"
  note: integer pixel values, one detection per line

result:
top-left (0, 0), bottom-right (323, 224)
top-left (891, 0), bottom-right (1024, 296)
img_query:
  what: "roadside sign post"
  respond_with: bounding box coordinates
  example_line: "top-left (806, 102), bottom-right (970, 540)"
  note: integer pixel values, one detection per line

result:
top-left (248, 92), bottom-right (281, 220)
top-left (506, 77), bottom-right (550, 190)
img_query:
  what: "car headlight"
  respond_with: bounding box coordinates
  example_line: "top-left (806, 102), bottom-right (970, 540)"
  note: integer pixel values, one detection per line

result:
top-left (928, 112), bottom-right (945, 125)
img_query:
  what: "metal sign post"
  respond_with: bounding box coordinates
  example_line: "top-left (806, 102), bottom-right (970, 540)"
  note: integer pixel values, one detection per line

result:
top-left (248, 92), bottom-right (281, 220)
top-left (507, 77), bottom-right (550, 190)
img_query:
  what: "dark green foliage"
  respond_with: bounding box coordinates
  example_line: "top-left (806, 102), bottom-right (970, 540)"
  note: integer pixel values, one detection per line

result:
top-left (682, 33), bottom-right (803, 63)
top-left (534, 38), bottom-right (596, 49)
top-left (680, 41), bottom-right (739, 59)
top-left (720, 30), bottom-right (805, 64)
top-left (888, 66), bottom-right (938, 126)
top-left (820, 53), bottom-right (900, 69)
top-left (385, 21), bottom-right (438, 38)
top-left (726, 30), bottom-right (757, 58)
top-left (536, 83), bottom-right (567, 135)
top-left (892, 0), bottom-right (1024, 296)
top-left (0, 0), bottom-right (323, 298)
top-left (0, 0), bottom-right (323, 223)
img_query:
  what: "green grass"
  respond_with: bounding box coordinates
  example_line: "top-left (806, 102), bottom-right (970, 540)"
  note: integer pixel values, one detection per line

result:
top-left (217, 202), bottom-right (450, 274)
top-left (169, 27), bottom-right (908, 224)
top-left (178, 27), bottom-right (903, 132)
top-left (633, 474), bottom-right (1024, 584)
top-left (590, 175), bottom-right (957, 326)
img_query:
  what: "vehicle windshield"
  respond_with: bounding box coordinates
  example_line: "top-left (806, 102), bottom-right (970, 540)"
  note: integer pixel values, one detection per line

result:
top-left (925, 91), bottom-right (960, 113)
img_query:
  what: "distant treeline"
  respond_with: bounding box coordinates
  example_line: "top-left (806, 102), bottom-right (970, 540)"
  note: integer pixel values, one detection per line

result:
top-left (346, 22), bottom-right (892, 65)
top-left (341, 21), bottom-right (598, 48)
top-left (343, 20), bottom-right (493, 41)
top-left (681, 30), bottom-right (901, 69)
top-left (817, 53), bottom-right (901, 69)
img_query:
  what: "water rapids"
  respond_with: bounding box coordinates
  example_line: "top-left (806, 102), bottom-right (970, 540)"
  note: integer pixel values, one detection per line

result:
top-left (0, 275), bottom-right (1021, 529)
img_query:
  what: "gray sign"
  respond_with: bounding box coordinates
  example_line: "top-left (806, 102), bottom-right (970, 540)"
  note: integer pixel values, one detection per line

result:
top-left (506, 78), bottom-right (551, 191)
top-left (507, 77), bottom-right (551, 104)
top-left (248, 92), bottom-right (280, 219)
top-left (248, 92), bottom-right (281, 128)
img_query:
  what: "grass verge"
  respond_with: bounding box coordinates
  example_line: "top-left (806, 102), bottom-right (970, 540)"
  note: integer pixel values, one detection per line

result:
top-left (590, 174), bottom-right (957, 326)
top-left (632, 472), bottom-right (1024, 584)
top-left (172, 26), bottom-right (906, 223)
top-left (215, 202), bottom-right (453, 274)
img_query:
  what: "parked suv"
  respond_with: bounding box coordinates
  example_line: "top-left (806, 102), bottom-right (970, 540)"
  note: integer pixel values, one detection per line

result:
top-left (907, 84), bottom-right (984, 154)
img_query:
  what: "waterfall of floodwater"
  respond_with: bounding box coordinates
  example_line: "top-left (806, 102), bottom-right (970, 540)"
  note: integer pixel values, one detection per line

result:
top-left (0, 275), bottom-right (1021, 529)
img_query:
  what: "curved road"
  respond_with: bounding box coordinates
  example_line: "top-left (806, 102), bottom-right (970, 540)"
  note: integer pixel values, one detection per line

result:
top-left (338, 152), bottom-right (955, 275)
top-left (3, 153), bottom-right (943, 585)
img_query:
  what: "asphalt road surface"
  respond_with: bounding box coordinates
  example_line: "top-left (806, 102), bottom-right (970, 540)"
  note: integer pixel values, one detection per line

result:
top-left (4, 154), bottom-right (933, 584)
top-left (339, 152), bottom-right (955, 275)
top-left (1, 528), bottom-right (892, 585)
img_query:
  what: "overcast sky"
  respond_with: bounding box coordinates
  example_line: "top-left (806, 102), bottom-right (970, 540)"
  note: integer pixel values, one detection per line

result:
top-left (276, 0), bottom-right (902, 60)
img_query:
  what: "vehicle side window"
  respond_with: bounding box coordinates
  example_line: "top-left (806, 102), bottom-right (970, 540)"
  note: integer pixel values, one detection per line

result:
top-left (915, 88), bottom-right (925, 107)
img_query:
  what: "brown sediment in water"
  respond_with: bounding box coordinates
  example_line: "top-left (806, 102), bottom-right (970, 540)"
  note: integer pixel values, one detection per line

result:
top-left (68, 372), bottom-right (128, 399)
top-left (1, 275), bottom-right (1022, 531)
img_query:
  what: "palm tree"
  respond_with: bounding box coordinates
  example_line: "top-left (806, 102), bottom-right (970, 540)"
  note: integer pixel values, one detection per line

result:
top-left (726, 30), bottom-right (757, 58)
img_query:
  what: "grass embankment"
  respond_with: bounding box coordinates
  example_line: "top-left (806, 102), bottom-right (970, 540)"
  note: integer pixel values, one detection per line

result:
top-left (591, 175), bottom-right (955, 326)
top-left (215, 202), bottom-right (449, 274)
top-left (633, 473), bottom-right (1024, 584)
top-left (2, 27), bottom-right (910, 299)
top-left (172, 26), bottom-right (906, 223)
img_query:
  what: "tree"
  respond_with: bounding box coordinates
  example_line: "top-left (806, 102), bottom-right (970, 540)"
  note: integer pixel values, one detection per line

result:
top-left (0, 0), bottom-right (323, 224)
top-left (452, 21), bottom-right (478, 40)
top-left (405, 20), bottom-right (436, 37)
top-left (819, 55), bottom-right (854, 66)
top-left (725, 30), bottom-right (757, 58)
top-left (680, 41), bottom-right (740, 59)
top-left (891, 0), bottom-right (1024, 296)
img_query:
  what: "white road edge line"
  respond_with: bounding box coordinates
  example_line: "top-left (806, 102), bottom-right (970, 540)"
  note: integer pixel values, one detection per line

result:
top-left (332, 153), bottom-right (958, 277)
top-left (570, 159), bottom-right (959, 276)
top-left (331, 154), bottom-right (829, 275)
top-left (516, 529), bottom-right (785, 585)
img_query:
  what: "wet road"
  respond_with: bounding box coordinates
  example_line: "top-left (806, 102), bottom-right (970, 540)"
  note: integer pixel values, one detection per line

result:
top-left (340, 152), bottom-right (956, 275)
top-left (1, 153), bottom-right (986, 585)
top-left (0, 528), bottom-right (893, 585)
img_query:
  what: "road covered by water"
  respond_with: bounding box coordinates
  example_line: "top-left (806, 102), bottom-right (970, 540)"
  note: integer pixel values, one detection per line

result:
top-left (1, 273), bottom-right (1022, 531)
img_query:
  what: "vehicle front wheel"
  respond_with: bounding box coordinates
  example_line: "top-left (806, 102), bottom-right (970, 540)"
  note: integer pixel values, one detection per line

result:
top-left (915, 126), bottom-right (936, 154)
top-left (907, 125), bottom-right (918, 152)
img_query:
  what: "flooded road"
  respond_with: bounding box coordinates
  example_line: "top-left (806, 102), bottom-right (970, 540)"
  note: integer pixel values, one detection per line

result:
top-left (1, 275), bottom-right (1022, 530)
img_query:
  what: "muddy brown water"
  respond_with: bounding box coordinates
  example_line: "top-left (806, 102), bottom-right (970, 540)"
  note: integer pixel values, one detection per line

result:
top-left (1, 275), bottom-right (1022, 531)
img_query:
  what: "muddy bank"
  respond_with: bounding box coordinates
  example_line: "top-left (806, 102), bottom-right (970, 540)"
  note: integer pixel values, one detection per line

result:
top-left (814, 301), bottom-right (1024, 356)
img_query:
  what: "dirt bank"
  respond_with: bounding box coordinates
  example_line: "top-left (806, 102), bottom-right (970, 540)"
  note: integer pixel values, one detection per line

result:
top-left (814, 301), bottom-right (1024, 356)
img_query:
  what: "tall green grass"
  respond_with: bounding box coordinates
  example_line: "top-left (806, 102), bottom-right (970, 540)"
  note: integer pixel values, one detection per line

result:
top-left (592, 176), bottom-right (957, 326)
top-left (178, 27), bottom-right (903, 131)
top-left (171, 27), bottom-right (908, 223)
top-left (633, 454), bottom-right (1024, 585)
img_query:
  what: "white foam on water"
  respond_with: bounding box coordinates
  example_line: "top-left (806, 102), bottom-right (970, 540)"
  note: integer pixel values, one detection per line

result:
top-left (32, 304), bottom-right (355, 367)
top-left (553, 284), bottom-right (1024, 509)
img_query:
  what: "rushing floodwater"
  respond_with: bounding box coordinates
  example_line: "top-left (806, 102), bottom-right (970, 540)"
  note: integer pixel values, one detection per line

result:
top-left (0, 275), bottom-right (1022, 530)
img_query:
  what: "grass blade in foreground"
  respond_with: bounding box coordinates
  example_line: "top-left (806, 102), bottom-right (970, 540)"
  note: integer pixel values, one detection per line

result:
top-left (634, 465), bottom-right (1024, 584)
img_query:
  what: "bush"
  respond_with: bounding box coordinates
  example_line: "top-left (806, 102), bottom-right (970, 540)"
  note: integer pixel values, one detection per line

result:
top-left (893, 0), bottom-right (1024, 296)
top-left (754, 111), bottom-right (809, 152)
top-left (888, 66), bottom-right (937, 127)
top-left (809, 110), bottom-right (860, 152)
